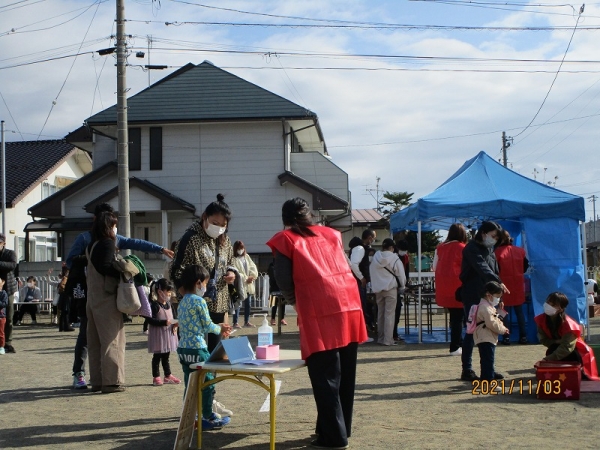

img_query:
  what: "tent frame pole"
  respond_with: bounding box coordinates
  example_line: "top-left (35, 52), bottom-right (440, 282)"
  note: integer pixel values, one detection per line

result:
top-left (581, 222), bottom-right (590, 341)
top-left (418, 221), bottom-right (422, 344)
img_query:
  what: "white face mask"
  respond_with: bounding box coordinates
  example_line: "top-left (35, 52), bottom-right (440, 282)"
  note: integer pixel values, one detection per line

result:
top-left (544, 303), bottom-right (558, 316)
top-left (196, 286), bottom-right (206, 297)
top-left (398, 250), bottom-right (407, 256)
top-left (492, 296), bottom-right (501, 307)
top-left (237, 250), bottom-right (244, 256)
top-left (483, 234), bottom-right (497, 248)
top-left (27, 282), bottom-right (34, 288)
top-left (113, 226), bottom-right (118, 237)
top-left (205, 222), bottom-right (226, 239)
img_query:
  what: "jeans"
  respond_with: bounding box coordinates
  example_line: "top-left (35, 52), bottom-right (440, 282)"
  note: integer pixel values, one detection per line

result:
top-left (448, 307), bottom-right (465, 352)
top-left (233, 295), bottom-right (254, 325)
top-left (72, 314), bottom-right (88, 375)
top-left (477, 342), bottom-right (496, 381)
top-left (502, 304), bottom-right (527, 339)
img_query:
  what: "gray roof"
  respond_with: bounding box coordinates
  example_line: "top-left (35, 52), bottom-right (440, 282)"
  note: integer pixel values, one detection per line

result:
top-left (5, 140), bottom-right (76, 207)
top-left (87, 62), bottom-right (317, 125)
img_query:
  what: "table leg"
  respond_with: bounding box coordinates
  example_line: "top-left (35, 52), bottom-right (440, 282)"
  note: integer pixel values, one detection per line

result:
top-left (197, 370), bottom-right (204, 449)
top-left (268, 373), bottom-right (276, 450)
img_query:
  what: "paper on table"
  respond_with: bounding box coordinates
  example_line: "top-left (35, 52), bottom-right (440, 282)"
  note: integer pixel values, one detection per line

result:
top-left (243, 360), bottom-right (279, 365)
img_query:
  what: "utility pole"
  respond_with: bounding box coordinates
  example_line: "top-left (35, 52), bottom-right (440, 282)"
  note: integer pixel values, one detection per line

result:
top-left (1, 120), bottom-right (5, 236)
top-left (116, 0), bottom-right (130, 238)
top-left (501, 131), bottom-right (512, 168)
top-left (590, 195), bottom-right (598, 243)
top-left (147, 35), bottom-right (152, 87)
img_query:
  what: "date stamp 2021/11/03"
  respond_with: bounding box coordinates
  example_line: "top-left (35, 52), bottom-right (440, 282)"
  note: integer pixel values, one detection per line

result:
top-left (471, 379), bottom-right (562, 395)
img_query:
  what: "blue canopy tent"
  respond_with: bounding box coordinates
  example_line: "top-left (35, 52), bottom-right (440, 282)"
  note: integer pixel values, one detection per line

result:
top-left (391, 151), bottom-right (587, 343)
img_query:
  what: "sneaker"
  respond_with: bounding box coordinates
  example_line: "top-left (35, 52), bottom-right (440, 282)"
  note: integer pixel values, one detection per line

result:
top-left (280, 319), bottom-right (288, 326)
top-left (461, 370), bottom-right (479, 382)
top-left (73, 372), bottom-right (88, 389)
top-left (518, 337), bottom-right (529, 345)
top-left (4, 344), bottom-right (15, 353)
top-left (363, 337), bottom-right (374, 343)
top-left (243, 322), bottom-right (255, 328)
top-left (501, 336), bottom-right (511, 345)
top-left (213, 400), bottom-right (233, 417)
top-left (449, 348), bottom-right (463, 356)
top-left (32, 320), bottom-right (37, 325)
top-left (202, 414), bottom-right (230, 431)
top-left (16, 321), bottom-right (21, 326)
top-left (143, 330), bottom-right (148, 335)
top-left (153, 377), bottom-right (163, 386)
top-left (51, 318), bottom-right (57, 325)
top-left (0, 347), bottom-right (5, 355)
top-left (494, 372), bottom-right (505, 380)
top-left (163, 374), bottom-right (181, 384)
top-left (394, 336), bottom-right (405, 342)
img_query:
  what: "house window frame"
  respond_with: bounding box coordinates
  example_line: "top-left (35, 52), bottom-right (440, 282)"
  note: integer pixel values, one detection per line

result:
top-left (149, 127), bottom-right (162, 170)
top-left (129, 127), bottom-right (142, 171)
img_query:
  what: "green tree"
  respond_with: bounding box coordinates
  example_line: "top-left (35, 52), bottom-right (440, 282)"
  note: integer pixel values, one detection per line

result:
top-left (379, 191), bottom-right (413, 220)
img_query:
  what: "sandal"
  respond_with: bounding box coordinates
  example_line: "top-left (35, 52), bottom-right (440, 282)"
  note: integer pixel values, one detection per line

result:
top-left (280, 319), bottom-right (288, 326)
top-left (271, 320), bottom-right (277, 326)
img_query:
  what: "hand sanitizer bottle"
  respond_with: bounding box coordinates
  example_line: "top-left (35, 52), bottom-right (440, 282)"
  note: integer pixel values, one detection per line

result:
top-left (256, 314), bottom-right (273, 346)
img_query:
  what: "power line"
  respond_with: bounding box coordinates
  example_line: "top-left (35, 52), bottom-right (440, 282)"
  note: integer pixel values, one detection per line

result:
top-left (126, 18), bottom-right (600, 32)
top-left (0, 0), bottom-right (47, 14)
top-left (0, 88), bottom-right (24, 140)
top-left (0, 0), bottom-right (108, 38)
top-left (512, 4), bottom-right (585, 138)
top-left (37, 1), bottom-right (101, 139)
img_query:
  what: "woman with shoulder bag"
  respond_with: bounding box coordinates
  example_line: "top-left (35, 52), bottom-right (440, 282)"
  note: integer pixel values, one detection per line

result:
top-left (86, 211), bottom-right (125, 394)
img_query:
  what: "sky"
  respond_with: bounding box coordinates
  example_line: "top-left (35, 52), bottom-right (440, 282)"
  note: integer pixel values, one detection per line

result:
top-left (2, 0), bottom-right (600, 220)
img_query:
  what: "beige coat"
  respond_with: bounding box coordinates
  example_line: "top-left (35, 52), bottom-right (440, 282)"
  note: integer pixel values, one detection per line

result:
top-left (473, 299), bottom-right (508, 345)
top-left (233, 253), bottom-right (258, 296)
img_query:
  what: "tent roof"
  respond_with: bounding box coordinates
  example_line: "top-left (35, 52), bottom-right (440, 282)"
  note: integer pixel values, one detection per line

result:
top-left (391, 151), bottom-right (585, 232)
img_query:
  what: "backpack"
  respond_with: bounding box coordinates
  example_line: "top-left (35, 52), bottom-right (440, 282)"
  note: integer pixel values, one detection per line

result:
top-left (466, 304), bottom-right (485, 334)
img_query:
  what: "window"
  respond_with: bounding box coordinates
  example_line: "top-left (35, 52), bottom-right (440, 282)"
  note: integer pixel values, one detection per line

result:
top-left (18, 237), bottom-right (25, 262)
top-left (129, 127), bottom-right (141, 171)
top-left (41, 182), bottom-right (57, 199)
top-left (149, 127), bottom-right (162, 170)
top-left (291, 129), bottom-right (303, 153)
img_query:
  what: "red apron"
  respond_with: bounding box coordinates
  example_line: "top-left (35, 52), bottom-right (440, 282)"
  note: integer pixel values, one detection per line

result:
top-left (267, 226), bottom-right (367, 360)
top-left (495, 245), bottom-right (526, 306)
top-left (434, 241), bottom-right (465, 308)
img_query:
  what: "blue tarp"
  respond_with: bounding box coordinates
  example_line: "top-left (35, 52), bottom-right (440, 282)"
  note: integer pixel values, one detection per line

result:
top-left (390, 151), bottom-right (587, 328)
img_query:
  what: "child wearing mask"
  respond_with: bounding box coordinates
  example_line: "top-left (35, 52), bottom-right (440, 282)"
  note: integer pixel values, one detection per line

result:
top-left (534, 292), bottom-right (599, 380)
top-left (147, 278), bottom-right (181, 386)
top-left (14, 276), bottom-right (42, 325)
top-left (176, 264), bottom-right (232, 430)
top-left (473, 281), bottom-right (509, 382)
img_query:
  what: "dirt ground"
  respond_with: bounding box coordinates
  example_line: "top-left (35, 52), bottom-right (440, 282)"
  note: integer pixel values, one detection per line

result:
top-left (1, 312), bottom-right (600, 450)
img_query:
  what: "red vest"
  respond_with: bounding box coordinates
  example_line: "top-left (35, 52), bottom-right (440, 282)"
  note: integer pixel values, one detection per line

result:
top-left (434, 241), bottom-right (465, 308)
top-left (267, 226), bottom-right (367, 360)
top-left (534, 313), bottom-right (599, 380)
top-left (494, 245), bottom-right (526, 306)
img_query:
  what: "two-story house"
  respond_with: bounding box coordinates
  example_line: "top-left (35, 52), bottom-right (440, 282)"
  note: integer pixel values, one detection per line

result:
top-left (27, 61), bottom-right (351, 272)
top-left (1, 140), bottom-right (92, 261)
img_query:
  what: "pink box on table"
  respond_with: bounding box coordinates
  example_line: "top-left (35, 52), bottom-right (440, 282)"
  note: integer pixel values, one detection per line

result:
top-left (256, 345), bottom-right (279, 360)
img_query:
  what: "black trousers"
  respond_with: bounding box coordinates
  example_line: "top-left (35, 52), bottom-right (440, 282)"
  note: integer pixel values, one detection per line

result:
top-left (448, 307), bottom-right (465, 352)
top-left (207, 312), bottom-right (225, 353)
top-left (15, 303), bottom-right (37, 322)
top-left (152, 352), bottom-right (172, 378)
top-left (306, 342), bottom-right (358, 447)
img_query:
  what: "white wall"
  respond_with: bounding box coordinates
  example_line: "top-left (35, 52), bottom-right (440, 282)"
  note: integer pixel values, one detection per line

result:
top-left (2, 154), bottom-right (89, 261)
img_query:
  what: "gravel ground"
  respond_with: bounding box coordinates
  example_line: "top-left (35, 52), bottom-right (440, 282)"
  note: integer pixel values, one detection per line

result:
top-left (1, 313), bottom-right (600, 449)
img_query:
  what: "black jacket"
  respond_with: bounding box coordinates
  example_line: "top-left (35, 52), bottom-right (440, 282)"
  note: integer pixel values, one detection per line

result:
top-left (0, 247), bottom-right (18, 295)
top-left (459, 239), bottom-right (501, 308)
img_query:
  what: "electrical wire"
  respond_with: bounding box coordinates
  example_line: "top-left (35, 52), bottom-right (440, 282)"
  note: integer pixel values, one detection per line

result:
top-left (0, 88), bottom-right (24, 140)
top-left (0, 0), bottom-right (47, 14)
top-left (37, 1), bottom-right (102, 139)
top-left (512, 5), bottom-right (585, 138)
top-left (127, 18), bottom-right (600, 32)
top-left (0, 0), bottom-right (108, 38)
